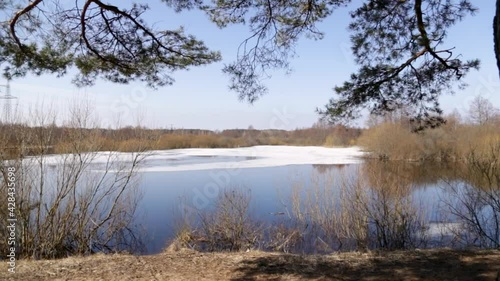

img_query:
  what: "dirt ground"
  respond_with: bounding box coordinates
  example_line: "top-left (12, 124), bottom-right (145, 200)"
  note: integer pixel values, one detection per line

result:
top-left (1, 248), bottom-right (499, 281)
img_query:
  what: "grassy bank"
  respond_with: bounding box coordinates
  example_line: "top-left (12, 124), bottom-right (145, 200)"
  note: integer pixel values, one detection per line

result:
top-left (2, 248), bottom-right (499, 281)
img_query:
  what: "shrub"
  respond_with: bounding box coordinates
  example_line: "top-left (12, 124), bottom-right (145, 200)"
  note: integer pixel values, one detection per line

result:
top-left (443, 142), bottom-right (500, 249)
top-left (173, 188), bottom-right (262, 252)
top-left (358, 123), bottom-right (423, 160)
top-left (0, 104), bottom-right (146, 259)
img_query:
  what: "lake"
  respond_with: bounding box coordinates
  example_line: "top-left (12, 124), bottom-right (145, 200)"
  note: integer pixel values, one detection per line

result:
top-left (130, 146), bottom-right (481, 254)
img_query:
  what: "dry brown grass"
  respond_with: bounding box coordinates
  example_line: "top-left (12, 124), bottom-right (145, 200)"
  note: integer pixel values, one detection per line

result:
top-left (172, 188), bottom-right (263, 252)
top-left (2, 249), bottom-right (499, 281)
top-left (282, 164), bottom-right (427, 253)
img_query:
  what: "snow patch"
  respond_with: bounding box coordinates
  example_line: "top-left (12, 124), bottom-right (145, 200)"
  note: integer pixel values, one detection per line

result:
top-left (141, 146), bottom-right (365, 172)
top-left (36, 145), bottom-right (365, 172)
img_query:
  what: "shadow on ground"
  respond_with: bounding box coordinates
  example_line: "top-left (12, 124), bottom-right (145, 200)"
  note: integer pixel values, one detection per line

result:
top-left (231, 249), bottom-right (500, 281)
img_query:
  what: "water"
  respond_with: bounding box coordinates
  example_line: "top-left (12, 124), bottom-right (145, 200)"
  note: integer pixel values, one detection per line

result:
top-left (135, 156), bottom-right (470, 254)
top-left (10, 146), bottom-right (497, 258)
top-left (139, 164), bottom-right (332, 253)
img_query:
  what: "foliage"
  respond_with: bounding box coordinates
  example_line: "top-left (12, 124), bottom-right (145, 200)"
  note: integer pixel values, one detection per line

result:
top-left (319, 0), bottom-right (479, 129)
top-left (0, 1), bottom-right (490, 128)
top-left (172, 0), bottom-right (481, 127)
top-left (197, 0), bottom-right (348, 103)
top-left (0, 1), bottom-right (220, 87)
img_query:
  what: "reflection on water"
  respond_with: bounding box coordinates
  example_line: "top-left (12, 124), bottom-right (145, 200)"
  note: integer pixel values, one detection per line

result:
top-left (142, 155), bottom-right (257, 168)
top-left (312, 164), bottom-right (348, 174)
top-left (136, 159), bottom-right (497, 254)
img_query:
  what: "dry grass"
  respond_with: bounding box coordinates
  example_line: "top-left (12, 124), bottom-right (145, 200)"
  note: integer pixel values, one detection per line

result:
top-left (281, 164), bottom-right (427, 253)
top-left (2, 249), bottom-right (499, 281)
top-left (172, 188), bottom-right (263, 252)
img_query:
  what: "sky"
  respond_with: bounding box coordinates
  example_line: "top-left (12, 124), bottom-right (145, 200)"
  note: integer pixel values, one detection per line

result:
top-left (2, 0), bottom-right (500, 130)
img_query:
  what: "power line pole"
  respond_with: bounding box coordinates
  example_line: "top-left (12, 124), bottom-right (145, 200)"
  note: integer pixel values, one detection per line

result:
top-left (0, 80), bottom-right (17, 124)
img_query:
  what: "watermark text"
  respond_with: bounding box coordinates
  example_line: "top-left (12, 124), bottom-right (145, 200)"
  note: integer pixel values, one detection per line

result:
top-left (6, 166), bottom-right (17, 273)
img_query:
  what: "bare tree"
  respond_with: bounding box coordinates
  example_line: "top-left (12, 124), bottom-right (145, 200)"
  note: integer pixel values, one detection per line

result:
top-left (467, 95), bottom-right (499, 125)
top-left (443, 143), bottom-right (500, 249)
top-left (0, 101), bottom-right (150, 259)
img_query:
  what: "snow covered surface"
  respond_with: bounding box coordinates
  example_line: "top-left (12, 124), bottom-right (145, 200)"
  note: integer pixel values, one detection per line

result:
top-left (39, 145), bottom-right (365, 172)
top-left (142, 145), bottom-right (365, 172)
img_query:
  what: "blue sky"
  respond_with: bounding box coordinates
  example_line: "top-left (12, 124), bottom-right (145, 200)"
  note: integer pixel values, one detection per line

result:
top-left (3, 1), bottom-right (500, 130)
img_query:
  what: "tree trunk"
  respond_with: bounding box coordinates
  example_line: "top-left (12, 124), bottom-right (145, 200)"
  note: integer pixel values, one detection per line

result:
top-left (495, 0), bottom-right (500, 77)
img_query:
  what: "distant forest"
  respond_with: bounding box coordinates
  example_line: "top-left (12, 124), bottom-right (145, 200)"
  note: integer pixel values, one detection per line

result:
top-left (0, 123), bottom-right (362, 158)
top-left (1, 95), bottom-right (498, 163)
